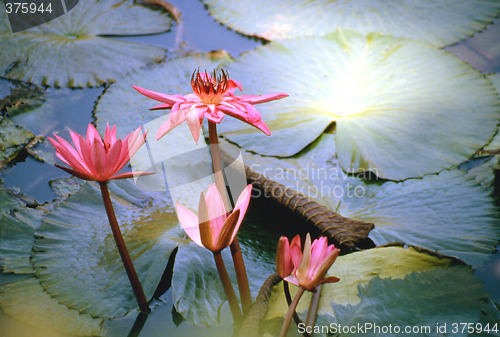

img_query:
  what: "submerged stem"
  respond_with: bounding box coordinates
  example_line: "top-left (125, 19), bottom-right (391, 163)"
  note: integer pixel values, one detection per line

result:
top-left (208, 121), bottom-right (252, 316)
top-left (213, 251), bottom-right (242, 325)
top-left (99, 182), bottom-right (150, 313)
top-left (280, 286), bottom-right (306, 337)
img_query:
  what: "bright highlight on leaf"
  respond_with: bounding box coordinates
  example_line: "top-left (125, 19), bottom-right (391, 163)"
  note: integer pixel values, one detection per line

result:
top-left (0, 278), bottom-right (103, 336)
top-left (202, 0), bottom-right (500, 46)
top-left (220, 31), bottom-right (500, 180)
top-left (0, 0), bottom-right (172, 87)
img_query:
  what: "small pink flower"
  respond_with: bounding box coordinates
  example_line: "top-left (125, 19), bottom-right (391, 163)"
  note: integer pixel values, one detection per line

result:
top-left (285, 233), bottom-right (340, 291)
top-left (133, 69), bottom-right (288, 144)
top-left (176, 184), bottom-right (252, 252)
top-left (48, 123), bottom-right (153, 182)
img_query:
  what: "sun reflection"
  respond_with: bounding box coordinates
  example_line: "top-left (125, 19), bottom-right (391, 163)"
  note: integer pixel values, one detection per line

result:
top-left (326, 57), bottom-right (370, 118)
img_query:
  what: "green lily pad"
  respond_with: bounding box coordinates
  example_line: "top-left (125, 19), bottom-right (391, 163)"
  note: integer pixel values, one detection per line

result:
top-left (0, 186), bottom-right (43, 274)
top-left (0, 0), bottom-right (172, 87)
top-left (31, 180), bottom-right (181, 318)
top-left (201, 0), bottom-right (500, 47)
top-left (218, 31), bottom-right (500, 180)
top-left (172, 242), bottom-right (235, 326)
top-left (263, 246), bottom-right (491, 336)
top-left (342, 169), bottom-right (500, 267)
top-left (223, 132), bottom-right (500, 267)
top-left (0, 277), bottom-right (103, 336)
top-left (484, 74), bottom-right (500, 152)
top-left (0, 81), bottom-right (45, 117)
top-left (465, 74), bottom-right (500, 187)
top-left (0, 116), bottom-right (35, 169)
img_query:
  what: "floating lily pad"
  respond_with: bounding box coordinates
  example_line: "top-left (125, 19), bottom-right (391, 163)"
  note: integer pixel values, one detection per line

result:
top-left (0, 186), bottom-right (43, 274)
top-left (224, 132), bottom-right (500, 267)
top-left (484, 74), bottom-right (500, 152)
top-left (0, 117), bottom-right (35, 169)
top-left (341, 169), bottom-right (500, 267)
top-left (201, 0), bottom-right (500, 46)
top-left (172, 242), bottom-right (235, 326)
top-left (31, 180), bottom-right (181, 318)
top-left (263, 246), bottom-right (491, 336)
top-left (219, 31), bottom-right (500, 180)
top-left (0, 0), bottom-right (172, 87)
top-left (0, 81), bottom-right (45, 117)
top-left (0, 277), bottom-right (103, 336)
top-left (468, 73), bottom-right (500, 187)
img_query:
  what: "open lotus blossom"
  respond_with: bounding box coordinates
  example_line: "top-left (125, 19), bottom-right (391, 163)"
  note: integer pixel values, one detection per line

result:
top-left (285, 234), bottom-right (340, 291)
top-left (48, 123), bottom-right (153, 182)
top-left (276, 235), bottom-right (301, 279)
top-left (176, 184), bottom-right (252, 253)
top-left (133, 69), bottom-right (288, 144)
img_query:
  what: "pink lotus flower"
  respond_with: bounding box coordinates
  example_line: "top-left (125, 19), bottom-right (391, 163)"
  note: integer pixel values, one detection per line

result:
top-left (48, 123), bottom-right (153, 182)
top-left (285, 234), bottom-right (340, 291)
top-left (133, 69), bottom-right (288, 144)
top-left (176, 184), bottom-right (252, 253)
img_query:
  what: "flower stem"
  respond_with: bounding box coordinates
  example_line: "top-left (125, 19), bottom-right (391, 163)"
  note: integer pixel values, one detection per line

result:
top-left (280, 286), bottom-right (305, 337)
top-left (213, 251), bottom-right (242, 325)
top-left (305, 284), bottom-right (322, 329)
top-left (230, 238), bottom-right (252, 315)
top-left (99, 182), bottom-right (150, 313)
top-left (283, 281), bottom-right (311, 337)
top-left (208, 121), bottom-right (252, 316)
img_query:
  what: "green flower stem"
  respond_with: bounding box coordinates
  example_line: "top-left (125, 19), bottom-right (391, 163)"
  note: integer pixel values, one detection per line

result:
top-left (280, 286), bottom-right (306, 337)
top-left (213, 251), bottom-right (243, 325)
top-left (305, 284), bottom-right (322, 329)
top-left (208, 121), bottom-right (252, 316)
top-left (99, 181), bottom-right (150, 313)
top-left (283, 281), bottom-right (311, 337)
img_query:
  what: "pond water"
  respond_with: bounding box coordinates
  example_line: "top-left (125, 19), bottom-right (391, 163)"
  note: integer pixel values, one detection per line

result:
top-left (1, 0), bottom-right (500, 336)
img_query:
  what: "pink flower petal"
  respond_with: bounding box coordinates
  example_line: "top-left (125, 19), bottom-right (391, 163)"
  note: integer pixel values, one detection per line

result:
top-left (237, 93), bottom-right (289, 104)
top-left (91, 140), bottom-right (108, 181)
top-left (290, 235), bottom-right (302, 268)
top-left (232, 184), bottom-right (252, 234)
top-left (110, 171), bottom-right (155, 180)
top-left (176, 202), bottom-right (203, 247)
top-left (185, 108), bottom-right (203, 144)
top-left (54, 164), bottom-right (95, 181)
top-left (205, 184), bottom-right (227, 231)
top-left (86, 124), bottom-right (103, 146)
top-left (133, 86), bottom-right (184, 106)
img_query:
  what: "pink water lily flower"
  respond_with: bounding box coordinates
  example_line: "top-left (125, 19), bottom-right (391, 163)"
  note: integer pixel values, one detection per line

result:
top-left (285, 234), bottom-right (340, 291)
top-left (133, 69), bottom-right (288, 144)
top-left (176, 184), bottom-right (252, 253)
top-left (48, 123), bottom-right (153, 182)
